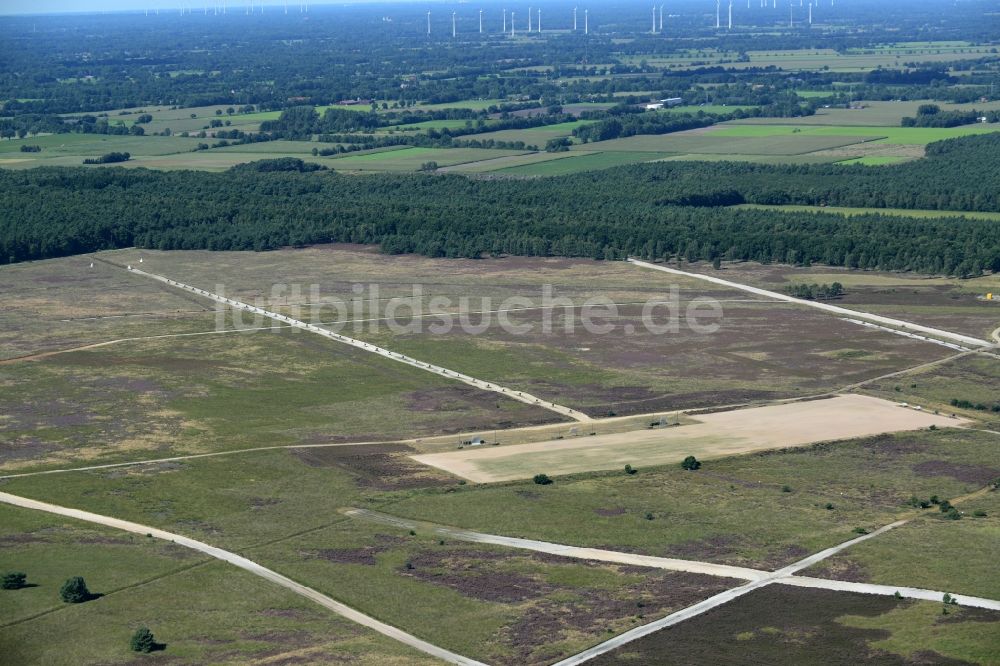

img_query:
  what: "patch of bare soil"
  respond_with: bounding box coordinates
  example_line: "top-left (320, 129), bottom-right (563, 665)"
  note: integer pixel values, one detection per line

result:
top-left (806, 556), bottom-right (873, 584)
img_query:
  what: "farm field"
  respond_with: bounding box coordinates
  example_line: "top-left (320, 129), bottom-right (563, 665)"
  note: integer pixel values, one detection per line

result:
top-left (493, 150), bottom-right (675, 175)
top-left (733, 99), bottom-right (1000, 127)
top-left (0, 505), bottom-right (430, 666)
top-left (327, 146), bottom-right (529, 171)
top-left (735, 204), bottom-right (1000, 222)
top-left (588, 586), bottom-right (1000, 665)
top-left (440, 150), bottom-right (587, 173)
top-left (412, 395), bottom-right (964, 482)
top-left (712, 122), bottom-right (1000, 145)
top-left (572, 132), bottom-right (880, 155)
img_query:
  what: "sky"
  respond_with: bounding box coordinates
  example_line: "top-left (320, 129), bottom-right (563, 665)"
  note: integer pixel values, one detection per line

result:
top-left (0, 1), bottom-right (361, 15)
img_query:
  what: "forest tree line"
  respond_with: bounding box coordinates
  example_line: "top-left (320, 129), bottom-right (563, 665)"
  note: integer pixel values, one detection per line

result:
top-left (1, 134), bottom-right (998, 277)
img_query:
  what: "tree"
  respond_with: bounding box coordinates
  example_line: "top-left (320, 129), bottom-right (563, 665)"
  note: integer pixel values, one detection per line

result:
top-left (60, 576), bottom-right (92, 603)
top-left (533, 473), bottom-right (553, 485)
top-left (1, 571), bottom-right (27, 590)
top-left (130, 626), bottom-right (157, 653)
top-left (681, 455), bottom-right (701, 471)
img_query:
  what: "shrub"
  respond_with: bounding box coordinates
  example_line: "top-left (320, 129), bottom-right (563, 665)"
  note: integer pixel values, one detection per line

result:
top-left (681, 456), bottom-right (701, 471)
top-left (781, 485), bottom-right (792, 493)
top-left (1, 571), bottom-right (27, 590)
top-left (825, 503), bottom-right (835, 511)
top-left (644, 512), bottom-right (655, 521)
top-left (624, 464), bottom-right (637, 475)
top-left (944, 508), bottom-right (961, 520)
top-left (973, 510), bottom-right (987, 517)
top-left (533, 473), bottom-right (553, 485)
top-left (59, 576), bottom-right (92, 603)
top-left (130, 626), bottom-right (156, 653)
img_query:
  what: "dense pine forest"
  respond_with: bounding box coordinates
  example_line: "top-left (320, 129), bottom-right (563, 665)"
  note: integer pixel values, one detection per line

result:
top-left (2, 134), bottom-right (998, 276)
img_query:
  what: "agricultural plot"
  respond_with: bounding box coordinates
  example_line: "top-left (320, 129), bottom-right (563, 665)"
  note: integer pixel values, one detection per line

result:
top-left (0, 134), bottom-right (204, 168)
top-left (573, 132), bottom-right (879, 156)
top-left (328, 146), bottom-right (528, 171)
top-left (733, 99), bottom-right (1000, 127)
top-left (736, 204), bottom-right (1000, 222)
top-left (493, 150), bottom-right (674, 175)
top-left (712, 122), bottom-right (1000, 145)
top-left (588, 586), bottom-right (1000, 665)
top-left (412, 395), bottom-right (964, 482)
top-left (391, 428), bottom-right (1000, 568)
top-left (440, 150), bottom-right (587, 173)
top-left (0, 505), bottom-right (430, 666)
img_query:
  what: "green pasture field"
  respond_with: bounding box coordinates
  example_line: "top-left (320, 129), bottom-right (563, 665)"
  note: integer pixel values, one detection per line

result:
top-left (734, 204), bottom-right (1000, 222)
top-left (386, 118), bottom-right (486, 131)
top-left (653, 152), bottom-right (840, 164)
top-left (0, 505), bottom-right (430, 666)
top-left (659, 104), bottom-right (759, 114)
top-left (712, 122), bottom-right (1000, 145)
top-left (0, 134), bottom-right (203, 166)
top-left (837, 156), bottom-right (910, 165)
top-left (442, 150), bottom-right (586, 173)
top-left (731, 100), bottom-right (1000, 127)
top-left (493, 150), bottom-right (672, 174)
top-left (572, 132), bottom-right (877, 155)
top-left (805, 488), bottom-right (1000, 599)
top-left (328, 146), bottom-right (528, 171)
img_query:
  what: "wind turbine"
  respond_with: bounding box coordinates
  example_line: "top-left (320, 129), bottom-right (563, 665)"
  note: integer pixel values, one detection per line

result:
top-left (452, 11), bottom-right (456, 37)
top-left (573, 6), bottom-right (577, 31)
top-left (716, 0), bottom-right (720, 28)
top-left (511, 11), bottom-right (515, 35)
top-left (659, 4), bottom-right (664, 31)
top-left (503, 8), bottom-right (507, 33)
top-left (528, 7), bottom-right (532, 32)
top-left (479, 9), bottom-right (483, 33)
top-left (652, 5), bottom-right (657, 33)
top-left (537, 8), bottom-right (541, 32)
top-left (427, 10), bottom-right (431, 35)
top-left (729, 0), bottom-right (733, 29)
top-left (789, 2), bottom-right (793, 27)
top-left (584, 8), bottom-right (588, 34)
top-left (808, 1), bottom-right (812, 24)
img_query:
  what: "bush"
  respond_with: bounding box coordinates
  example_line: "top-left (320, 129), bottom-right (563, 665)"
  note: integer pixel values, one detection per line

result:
top-left (681, 456), bottom-right (701, 471)
top-left (624, 464), bottom-right (637, 475)
top-left (130, 626), bottom-right (156, 653)
top-left (533, 473), bottom-right (553, 485)
top-left (973, 510), bottom-right (987, 517)
top-left (59, 576), bottom-right (92, 603)
top-left (781, 485), bottom-right (792, 493)
top-left (825, 503), bottom-right (835, 511)
top-left (1, 571), bottom-right (27, 590)
top-left (19, 145), bottom-right (41, 153)
top-left (944, 507), bottom-right (962, 520)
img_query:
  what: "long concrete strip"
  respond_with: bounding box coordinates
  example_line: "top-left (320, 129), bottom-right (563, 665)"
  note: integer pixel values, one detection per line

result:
top-left (344, 508), bottom-right (766, 580)
top-left (126, 266), bottom-right (590, 423)
top-left (781, 577), bottom-right (1000, 611)
top-left (0, 491), bottom-right (485, 666)
top-left (628, 258), bottom-right (993, 348)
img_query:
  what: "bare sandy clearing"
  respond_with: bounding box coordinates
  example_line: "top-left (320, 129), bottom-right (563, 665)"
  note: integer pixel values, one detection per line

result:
top-left (412, 395), bottom-right (965, 482)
